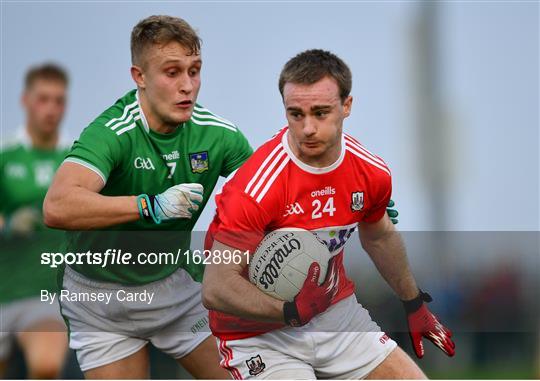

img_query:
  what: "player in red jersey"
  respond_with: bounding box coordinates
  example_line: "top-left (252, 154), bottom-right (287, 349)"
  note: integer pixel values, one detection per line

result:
top-left (202, 50), bottom-right (455, 379)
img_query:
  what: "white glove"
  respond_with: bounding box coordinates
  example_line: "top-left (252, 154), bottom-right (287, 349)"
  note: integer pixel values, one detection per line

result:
top-left (153, 183), bottom-right (204, 221)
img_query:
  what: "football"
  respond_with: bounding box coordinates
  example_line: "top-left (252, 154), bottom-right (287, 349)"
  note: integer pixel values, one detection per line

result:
top-left (248, 228), bottom-right (332, 302)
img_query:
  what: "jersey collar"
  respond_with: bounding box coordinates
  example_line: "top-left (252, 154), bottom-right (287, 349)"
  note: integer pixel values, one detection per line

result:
top-left (12, 126), bottom-right (70, 150)
top-left (18, 126), bottom-right (32, 148)
top-left (281, 129), bottom-right (346, 174)
top-left (135, 91), bottom-right (150, 133)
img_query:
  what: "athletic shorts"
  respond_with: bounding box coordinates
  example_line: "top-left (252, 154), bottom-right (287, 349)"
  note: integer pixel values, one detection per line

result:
top-left (0, 297), bottom-right (65, 359)
top-left (218, 294), bottom-right (397, 379)
top-left (60, 266), bottom-right (211, 372)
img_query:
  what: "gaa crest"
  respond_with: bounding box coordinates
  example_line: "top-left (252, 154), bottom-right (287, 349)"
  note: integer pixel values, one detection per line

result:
top-left (351, 191), bottom-right (364, 212)
top-left (246, 354), bottom-right (266, 376)
top-left (189, 151), bottom-right (209, 173)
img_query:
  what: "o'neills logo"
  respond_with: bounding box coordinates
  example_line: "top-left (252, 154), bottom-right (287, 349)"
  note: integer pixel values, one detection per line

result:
top-left (162, 150), bottom-right (180, 161)
top-left (311, 186), bottom-right (336, 197)
top-left (258, 238), bottom-right (301, 289)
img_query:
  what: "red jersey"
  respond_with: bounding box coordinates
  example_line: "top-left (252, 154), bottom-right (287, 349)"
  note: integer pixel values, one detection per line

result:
top-left (205, 128), bottom-right (392, 340)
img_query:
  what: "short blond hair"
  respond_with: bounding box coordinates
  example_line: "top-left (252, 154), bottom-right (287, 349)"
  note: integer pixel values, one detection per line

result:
top-left (131, 15), bottom-right (201, 67)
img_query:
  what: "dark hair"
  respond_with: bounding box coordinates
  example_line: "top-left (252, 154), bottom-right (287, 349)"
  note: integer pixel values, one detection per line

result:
top-left (131, 15), bottom-right (201, 66)
top-left (25, 63), bottom-right (68, 90)
top-left (278, 49), bottom-right (352, 102)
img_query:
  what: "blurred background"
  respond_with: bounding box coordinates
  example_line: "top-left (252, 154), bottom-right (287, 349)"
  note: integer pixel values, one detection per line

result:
top-left (1, 1), bottom-right (538, 379)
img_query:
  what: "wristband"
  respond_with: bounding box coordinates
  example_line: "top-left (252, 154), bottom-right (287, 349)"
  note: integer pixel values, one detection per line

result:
top-left (137, 194), bottom-right (161, 224)
top-left (402, 290), bottom-right (433, 314)
top-left (283, 301), bottom-right (301, 327)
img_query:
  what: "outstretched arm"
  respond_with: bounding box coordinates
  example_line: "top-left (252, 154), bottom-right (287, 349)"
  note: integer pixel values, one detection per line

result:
top-left (44, 162), bottom-right (203, 230)
top-left (43, 162), bottom-right (139, 230)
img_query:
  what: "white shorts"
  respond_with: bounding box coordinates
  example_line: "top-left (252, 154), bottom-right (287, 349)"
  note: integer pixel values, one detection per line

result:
top-left (218, 295), bottom-right (397, 379)
top-left (60, 266), bottom-right (211, 372)
top-left (0, 297), bottom-right (65, 359)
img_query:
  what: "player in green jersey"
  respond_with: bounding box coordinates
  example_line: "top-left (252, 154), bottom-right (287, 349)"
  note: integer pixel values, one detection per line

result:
top-left (0, 64), bottom-right (69, 378)
top-left (43, 16), bottom-right (251, 379)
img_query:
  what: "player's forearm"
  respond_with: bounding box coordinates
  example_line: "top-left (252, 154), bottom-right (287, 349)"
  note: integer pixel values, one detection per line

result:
top-left (43, 186), bottom-right (140, 230)
top-left (202, 241), bottom-right (285, 323)
top-left (361, 228), bottom-right (419, 301)
top-left (203, 271), bottom-right (285, 323)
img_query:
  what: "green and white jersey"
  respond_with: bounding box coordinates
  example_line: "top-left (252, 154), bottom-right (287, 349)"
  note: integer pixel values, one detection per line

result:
top-left (64, 89), bottom-right (252, 285)
top-left (0, 140), bottom-right (68, 303)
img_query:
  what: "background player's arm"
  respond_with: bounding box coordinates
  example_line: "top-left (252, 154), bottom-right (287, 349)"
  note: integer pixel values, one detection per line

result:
top-left (43, 162), bottom-right (139, 230)
top-left (202, 239), bottom-right (286, 323)
top-left (358, 214), bottom-right (419, 301)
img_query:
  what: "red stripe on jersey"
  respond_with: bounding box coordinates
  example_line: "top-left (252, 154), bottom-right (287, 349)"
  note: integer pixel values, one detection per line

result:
top-left (221, 340), bottom-right (243, 380)
top-left (219, 339), bottom-right (234, 379)
top-left (344, 135), bottom-right (388, 167)
top-left (345, 143), bottom-right (391, 175)
top-left (227, 341), bottom-right (243, 380)
top-left (218, 339), bottom-right (227, 368)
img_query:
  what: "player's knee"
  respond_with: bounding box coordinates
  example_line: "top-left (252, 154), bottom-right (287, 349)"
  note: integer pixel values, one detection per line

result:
top-left (30, 364), bottom-right (61, 379)
top-left (27, 353), bottom-right (64, 379)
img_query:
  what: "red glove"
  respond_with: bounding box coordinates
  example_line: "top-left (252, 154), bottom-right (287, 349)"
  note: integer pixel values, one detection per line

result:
top-left (404, 291), bottom-right (456, 358)
top-left (283, 257), bottom-right (338, 327)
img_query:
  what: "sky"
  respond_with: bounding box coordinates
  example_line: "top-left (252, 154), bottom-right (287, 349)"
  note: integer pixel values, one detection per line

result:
top-left (1, 1), bottom-right (538, 232)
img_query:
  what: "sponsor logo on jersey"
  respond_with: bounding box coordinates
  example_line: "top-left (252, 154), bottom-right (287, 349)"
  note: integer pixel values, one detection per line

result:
top-left (34, 161), bottom-right (55, 187)
top-left (189, 151), bottom-right (209, 173)
top-left (351, 191), bottom-right (364, 212)
top-left (311, 186), bottom-right (336, 198)
top-left (5, 163), bottom-right (27, 179)
top-left (283, 202), bottom-right (304, 217)
top-left (134, 157), bottom-right (155, 170)
top-left (246, 355), bottom-right (266, 376)
top-left (162, 150), bottom-right (180, 161)
top-left (312, 224), bottom-right (357, 254)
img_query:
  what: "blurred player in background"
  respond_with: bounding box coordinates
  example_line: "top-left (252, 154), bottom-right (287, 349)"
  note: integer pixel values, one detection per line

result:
top-left (0, 63), bottom-right (69, 378)
top-left (203, 50), bottom-right (455, 379)
top-left (43, 15), bottom-right (251, 379)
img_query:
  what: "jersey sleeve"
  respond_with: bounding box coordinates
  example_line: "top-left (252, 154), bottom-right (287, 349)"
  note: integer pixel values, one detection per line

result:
top-left (64, 124), bottom-right (122, 184)
top-left (362, 171), bottom-right (392, 223)
top-left (220, 127), bottom-right (253, 177)
top-left (212, 184), bottom-right (272, 253)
